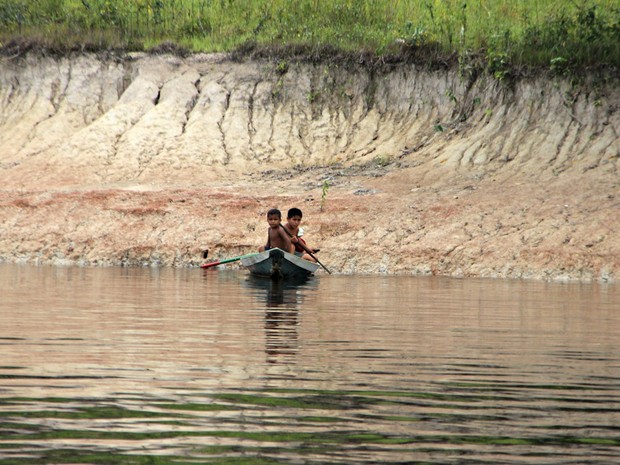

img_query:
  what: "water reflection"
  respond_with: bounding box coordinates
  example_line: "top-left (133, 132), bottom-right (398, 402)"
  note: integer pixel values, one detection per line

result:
top-left (243, 276), bottom-right (320, 365)
top-left (242, 274), bottom-right (318, 308)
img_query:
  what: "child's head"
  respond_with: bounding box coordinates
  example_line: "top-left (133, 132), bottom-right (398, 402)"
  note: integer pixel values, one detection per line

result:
top-left (286, 207), bottom-right (303, 230)
top-left (267, 208), bottom-right (282, 219)
top-left (266, 208), bottom-right (282, 227)
top-left (287, 207), bottom-right (302, 219)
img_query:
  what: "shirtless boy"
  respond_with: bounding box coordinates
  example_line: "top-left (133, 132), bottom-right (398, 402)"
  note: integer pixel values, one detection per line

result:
top-left (258, 208), bottom-right (294, 253)
top-left (282, 207), bottom-right (318, 262)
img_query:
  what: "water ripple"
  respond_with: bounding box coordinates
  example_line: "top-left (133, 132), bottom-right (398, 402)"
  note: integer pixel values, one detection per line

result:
top-left (1, 266), bottom-right (619, 464)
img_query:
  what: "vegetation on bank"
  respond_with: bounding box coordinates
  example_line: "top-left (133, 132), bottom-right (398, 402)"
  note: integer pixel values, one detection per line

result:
top-left (0, 0), bottom-right (618, 75)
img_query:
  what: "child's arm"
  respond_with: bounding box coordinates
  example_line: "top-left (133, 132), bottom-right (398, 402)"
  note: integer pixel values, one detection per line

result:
top-left (259, 228), bottom-right (272, 252)
top-left (283, 224), bottom-right (298, 244)
top-left (278, 227), bottom-right (293, 252)
top-left (280, 228), bottom-right (292, 245)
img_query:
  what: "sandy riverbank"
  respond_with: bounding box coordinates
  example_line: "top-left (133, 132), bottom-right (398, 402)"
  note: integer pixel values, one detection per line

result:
top-left (0, 52), bottom-right (618, 281)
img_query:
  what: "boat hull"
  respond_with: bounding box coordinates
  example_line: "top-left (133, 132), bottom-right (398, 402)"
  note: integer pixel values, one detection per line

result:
top-left (241, 248), bottom-right (320, 280)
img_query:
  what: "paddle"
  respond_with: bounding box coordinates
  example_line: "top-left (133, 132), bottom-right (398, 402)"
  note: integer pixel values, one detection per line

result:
top-left (279, 224), bottom-right (332, 274)
top-left (201, 252), bottom-right (259, 269)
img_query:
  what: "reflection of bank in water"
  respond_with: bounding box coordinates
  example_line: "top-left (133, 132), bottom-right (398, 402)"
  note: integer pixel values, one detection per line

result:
top-left (243, 276), bottom-right (319, 365)
top-left (265, 307), bottom-right (299, 364)
top-left (243, 275), bottom-right (318, 308)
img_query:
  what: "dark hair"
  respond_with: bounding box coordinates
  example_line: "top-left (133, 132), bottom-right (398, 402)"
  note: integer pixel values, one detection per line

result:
top-left (287, 207), bottom-right (302, 219)
top-left (267, 208), bottom-right (282, 218)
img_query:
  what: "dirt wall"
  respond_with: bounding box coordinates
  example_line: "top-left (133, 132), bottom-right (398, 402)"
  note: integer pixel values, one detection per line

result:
top-left (0, 52), bottom-right (618, 281)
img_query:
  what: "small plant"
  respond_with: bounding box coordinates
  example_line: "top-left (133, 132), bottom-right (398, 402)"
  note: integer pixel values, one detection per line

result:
top-left (401, 22), bottom-right (429, 47)
top-left (550, 56), bottom-right (568, 76)
top-left (458, 48), bottom-right (478, 82)
top-left (487, 50), bottom-right (511, 81)
top-left (445, 89), bottom-right (457, 104)
top-left (374, 154), bottom-right (391, 167)
top-left (271, 76), bottom-right (284, 100)
top-left (275, 60), bottom-right (288, 75)
top-left (306, 90), bottom-right (319, 103)
top-left (320, 179), bottom-right (330, 211)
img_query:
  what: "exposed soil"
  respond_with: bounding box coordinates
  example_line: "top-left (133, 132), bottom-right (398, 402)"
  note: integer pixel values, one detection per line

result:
top-left (0, 52), bottom-right (618, 281)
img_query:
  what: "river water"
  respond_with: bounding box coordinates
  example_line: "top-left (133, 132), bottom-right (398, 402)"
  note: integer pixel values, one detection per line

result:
top-left (1, 263), bottom-right (619, 464)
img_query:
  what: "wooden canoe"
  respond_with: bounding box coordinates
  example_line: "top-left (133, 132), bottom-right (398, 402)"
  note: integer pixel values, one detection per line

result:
top-left (241, 248), bottom-right (320, 280)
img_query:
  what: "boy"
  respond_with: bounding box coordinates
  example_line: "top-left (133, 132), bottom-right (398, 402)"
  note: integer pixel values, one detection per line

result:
top-left (282, 207), bottom-right (318, 262)
top-left (258, 208), bottom-right (294, 253)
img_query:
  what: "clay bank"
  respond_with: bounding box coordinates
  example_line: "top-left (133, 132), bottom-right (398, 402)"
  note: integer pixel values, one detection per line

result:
top-left (0, 52), bottom-right (618, 282)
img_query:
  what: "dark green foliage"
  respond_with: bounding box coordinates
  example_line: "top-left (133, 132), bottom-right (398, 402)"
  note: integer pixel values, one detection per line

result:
top-left (519, 4), bottom-right (620, 70)
top-left (0, 0), bottom-right (617, 74)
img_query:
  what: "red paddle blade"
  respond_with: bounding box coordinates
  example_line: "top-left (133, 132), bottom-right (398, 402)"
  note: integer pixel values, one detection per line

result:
top-left (200, 260), bottom-right (221, 269)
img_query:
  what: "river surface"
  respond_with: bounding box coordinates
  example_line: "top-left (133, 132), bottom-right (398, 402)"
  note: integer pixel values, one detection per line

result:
top-left (1, 263), bottom-right (619, 464)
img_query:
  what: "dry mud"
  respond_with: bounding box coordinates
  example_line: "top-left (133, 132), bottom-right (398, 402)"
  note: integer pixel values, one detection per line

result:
top-left (0, 52), bottom-right (618, 281)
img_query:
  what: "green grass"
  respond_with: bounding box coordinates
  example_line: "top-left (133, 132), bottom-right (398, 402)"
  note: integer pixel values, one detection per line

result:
top-left (0, 0), bottom-right (618, 73)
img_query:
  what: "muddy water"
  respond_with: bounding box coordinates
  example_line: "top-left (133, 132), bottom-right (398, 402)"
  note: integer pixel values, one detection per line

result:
top-left (1, 264), bottom-right (619, 464)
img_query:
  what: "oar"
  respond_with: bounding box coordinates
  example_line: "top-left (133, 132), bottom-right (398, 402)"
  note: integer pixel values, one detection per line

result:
top-left (201, 252), bottom-right (259, 269)
top-left (279, 224), bottom-right (332, 274)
